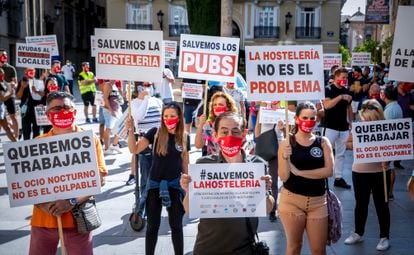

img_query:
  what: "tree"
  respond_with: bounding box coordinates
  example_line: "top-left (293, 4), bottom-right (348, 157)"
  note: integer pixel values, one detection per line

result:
top-left (186, 0), bottom-right (221, 35)
top-left (339, 44), bottom-right (351, 66)
top-left (381, 36), bottom-right (393, 64)
top-left (353, 40), bottom-right (382, 64)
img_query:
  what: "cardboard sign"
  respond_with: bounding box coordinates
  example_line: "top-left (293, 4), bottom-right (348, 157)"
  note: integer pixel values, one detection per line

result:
top-left (259, 107), bottom-right (295, 125)
top-left (94, 28), bottom-right (163, 82)
top-left (178, 34), bottom-right (239, 82)
top-left (188, 163), bottom-right (266, 218)
top-left (365, 0), bottom-right (390, 24)
top-left (245, 45), bottom-right (324, 101)
top-left (163, 40), bottom-right (177, 60)
top-left (389, 6), bottom-right (414, 83)
top-left (352, 118), bottom-right (413, 164)
top-left (182, 82), bottom-right (203, 100)
top-left (25, 35), bottom-right (59, 56)
top-left (323, 54), bottom-right (342, 70)
top-left (352, 52), bottom-right (371, 67)
top-left (3, 130), bottom-right (101, 207)
top-left (34, 105), bottom-right (51, 126)
top-left (16, 43), bottom-right (51, 69)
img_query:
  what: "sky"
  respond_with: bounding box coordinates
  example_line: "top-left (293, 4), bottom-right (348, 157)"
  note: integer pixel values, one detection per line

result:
top-left (341, 0), bottom-right (367, 16)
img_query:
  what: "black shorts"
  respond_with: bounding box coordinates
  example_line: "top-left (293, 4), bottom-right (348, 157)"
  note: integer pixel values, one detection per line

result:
top-left (4, 97), bottom-right (16, 115)
top-left (81, 91), bottom-right (95, 106)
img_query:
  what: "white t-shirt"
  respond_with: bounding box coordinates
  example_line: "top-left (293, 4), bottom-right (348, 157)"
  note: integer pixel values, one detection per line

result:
top-left (61, 64), bottom-right (75, 80)
top-left (156, 68), bottom-right (174, 100)
top-left (29, 79), bottom-right (45, 101)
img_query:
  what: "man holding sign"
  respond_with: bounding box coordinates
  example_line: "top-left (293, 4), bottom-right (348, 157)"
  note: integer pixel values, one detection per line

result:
top-left (28, 92), bottom-right (107, 255)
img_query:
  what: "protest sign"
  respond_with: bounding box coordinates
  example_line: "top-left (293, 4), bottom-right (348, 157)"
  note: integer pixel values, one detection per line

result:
top-left (94, 28), bottom-right (163, 82)
top-left (26, 35), bottom-right (59, 56)
top-left (323, 54), bottom-right (342, 70)
top-left (163, 40), bottom-right (177, 60)
top-left (179, 34), bottom-right (239, 82)
top-left (16, 43), bottom-right (51, 69)
top-left (34, 105), bottom-right (51, 126)
top-left (3, 130), bottom-right (101, 207)
top-left (259, 107), bottom-right (295, 125)
top-left (365, 0), bottom-right (390, 24)
top-left (352, 52), bottom-right (371, 67)
top-left (188, 163), bottom-right (266, 218)
top-left (182, 82), bottom-right (203, 100)
top-left (389, 6), bottom-right (414, 83)
top-left (245, 45), bottom-right (324, 101)
top-left (113, 110), bottom-right (129, 140)
top-left (352, 118), bottom-right (413, 164)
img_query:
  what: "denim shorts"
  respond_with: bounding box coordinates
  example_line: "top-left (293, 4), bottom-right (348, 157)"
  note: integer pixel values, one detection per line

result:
top-left (102, 107), bottom-right (120, 129)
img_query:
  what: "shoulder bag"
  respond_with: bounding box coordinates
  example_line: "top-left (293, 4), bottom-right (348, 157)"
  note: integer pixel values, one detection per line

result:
top-left (71, 197), bottom-right (102, 233)
top-left (255, 125), bottom-right (278, 161)
top-left (326, 179), bottom-right (342, 245)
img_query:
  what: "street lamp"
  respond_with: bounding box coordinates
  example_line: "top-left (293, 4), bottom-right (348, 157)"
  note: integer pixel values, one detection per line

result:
top-left (157, 10), bottom-right (164, 31)
top-left (54, 1), bottom-right (62, 18)
top-left (344, 18), bottom-right (350, 29)
top-left (285, 12), bottom-right (293, 35)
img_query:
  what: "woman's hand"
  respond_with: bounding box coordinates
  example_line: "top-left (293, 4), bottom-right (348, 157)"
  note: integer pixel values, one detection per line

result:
top-left (260, 175), bottom-right (272, 190)
top-left (198, 114), bottom-right (207, 128)
top-left (180, 173), bottom-right (192, 193)
top-left (280, 139), bottom-right (292, 160)
top-left (125, 116), bottom-right (134, 131)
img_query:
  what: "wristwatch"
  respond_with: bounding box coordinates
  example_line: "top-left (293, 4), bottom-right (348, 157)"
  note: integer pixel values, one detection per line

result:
top-left (69, 198), bottom-right (78, 206)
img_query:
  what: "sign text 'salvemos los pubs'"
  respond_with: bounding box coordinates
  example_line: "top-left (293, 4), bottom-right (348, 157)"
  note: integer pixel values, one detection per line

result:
top-left (189, 163), bottom-right (266, 218)
top-left (16, 43), bottom-right (51, 69)
top-left (352, 118), bottom-right (413, 164)
top-left (3, 130), bottom-right (101, 207)
top-left (245, 45), bottom-right (324, 101)
top-left (94, 28), bottom-right (163, 82)
top-left (179, 34), bottom-right (240, 82)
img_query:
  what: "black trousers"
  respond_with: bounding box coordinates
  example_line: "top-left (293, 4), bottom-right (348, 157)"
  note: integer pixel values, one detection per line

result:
top-left (352, 171), bottom-right (390, 239)
top-left (145, 188), bottom-right (184, 255)
top-left (22, 114), bottom-right (40, 140)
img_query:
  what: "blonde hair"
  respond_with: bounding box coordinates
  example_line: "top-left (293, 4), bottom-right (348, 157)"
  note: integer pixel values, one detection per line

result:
top-left (359, 99), bottom-right (384, 121)
top-left (207, 92), bottom-right (238, 122)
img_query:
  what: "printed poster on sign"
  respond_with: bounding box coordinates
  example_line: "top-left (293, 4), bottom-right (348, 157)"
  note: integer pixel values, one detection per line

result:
top-left (188, 163), bottom-right (267, 218)
top-left (34, 105), bottom-right (51, 126)
top-left (388, 6), bottom-right (414, 83)
top-left (323, 54), bottom-right (342, 70)
top-left (26, 35), bottom-right (59, 56)
top-left (352, 118), bottom-right (413, 164)
top-left (3, 130), bottom-right (101, 207)
top-left (179, 34), bottom-right (240, 82)
top-left (182, 83), bottom-right (203, 100)
top-left (163, 40), bottom-right (177, 60)
top-left (16, 43), bottom-right (51, 69)
top-left (94, 28), bottom-right (163, 82)
top-left (365, 0), bottom-right (390, 24)
top-left (352, 52), bottom-right (371, 67)
top-left (259, 107), bottom-right (295, 125)
top-left (245, 45), bottom-right (324, 101)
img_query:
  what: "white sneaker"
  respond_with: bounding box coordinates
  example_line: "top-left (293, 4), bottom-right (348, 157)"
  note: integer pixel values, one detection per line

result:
top-left (376, 238), bottom-right (390, 251)
top-left (344, 233), bottom-right (364, 245)
top-left (110, 145), bottom-right (122, 153)
top-left (104, 148), bottom-right (116, 156)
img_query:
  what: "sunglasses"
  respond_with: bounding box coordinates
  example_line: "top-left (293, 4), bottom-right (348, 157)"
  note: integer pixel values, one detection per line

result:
top-left (361, 103), bottom-right (378, 111)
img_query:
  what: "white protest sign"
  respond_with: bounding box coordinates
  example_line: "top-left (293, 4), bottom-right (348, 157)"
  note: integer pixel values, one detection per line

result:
top-left (352, 118), bottom-right (413, 163)
top-left (352, 52), bottom-right (371, 66)
top-left (179, 34), bottom-right (239, 82)
top-left (389, 6), bottom-right (414, 83)
top-left (34, 105), bottom-right (51, 126)
top-left (3, 130), bottom-right (101, 207)
top-left (323, 54), bottom-right (342, 70)
top-left (16, 43), bottom-right (51, 69)
top-left (113, 110), bottom-right (129, 140)
top-left (245, 45), bottom-right (324, 101)
top-left (189, 163), bottom-right (266, 218)
top-left (182, 82), bottom-right (203, 100)
top-left (26, 35), bottom-right (59, 56)
top-left (259, 107), bottom-right (295, 125)
top-left (94, 28), bottom-right (163, 82)
top-left (91, 35), bottom-right (97, 57)
top-left (163, 40), bottom-right (177, 60)
top-left (95, 90), bottom-right (104, 106)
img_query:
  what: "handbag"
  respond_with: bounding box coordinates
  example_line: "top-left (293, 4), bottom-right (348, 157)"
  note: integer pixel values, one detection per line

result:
top-left (20, 98), bottom-right (29, 116)
top-left (245, 218), bottom-right (269, 255)
top-left (326, 179), bottom-right (342, 245)
top-left (255, 125), bottom-right (278, 161)
top-left (71, 197), bottom-right (102, 234)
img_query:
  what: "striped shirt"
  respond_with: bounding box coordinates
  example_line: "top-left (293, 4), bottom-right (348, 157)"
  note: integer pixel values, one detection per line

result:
top-left (131, 96), bottom-right (163, 133)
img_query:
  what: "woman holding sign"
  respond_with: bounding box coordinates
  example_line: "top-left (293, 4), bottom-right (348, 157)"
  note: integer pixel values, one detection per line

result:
top-left (344, 99), bottom-right (391, 251)
top-left (278, 101), bottom-right (334, 255)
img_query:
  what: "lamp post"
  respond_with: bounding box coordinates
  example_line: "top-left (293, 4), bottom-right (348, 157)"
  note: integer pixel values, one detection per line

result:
top-left (285, 12), bottom-right (292, 35)
top-left (157, 10), bottom-right (164, 31)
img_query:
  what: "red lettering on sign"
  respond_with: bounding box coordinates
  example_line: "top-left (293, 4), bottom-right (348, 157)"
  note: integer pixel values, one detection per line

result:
top-left (250, 80), bottom-right (321, 94)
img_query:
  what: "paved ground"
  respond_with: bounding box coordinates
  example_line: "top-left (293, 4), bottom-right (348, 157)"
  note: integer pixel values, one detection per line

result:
top-left (0, 101), bottom-right (413, 255)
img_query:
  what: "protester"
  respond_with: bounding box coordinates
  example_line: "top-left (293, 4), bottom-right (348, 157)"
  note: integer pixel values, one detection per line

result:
top-left (101, 80), bottom-right (122, 155)
top-left (182, 78), bottom-right (202, 133)
top-left (397, 82), bottom-right (414, 121)
top-left (41, 77), bottom-right (60, 134)
top-left (180, 112), bottom-right (273, 254)
top-left (0, 68), bottom-right (16, 142)
top-left (61, 60), bottom-right (76, 95)
top-left (344, 99), bottom-right (391, 251)
top-left (48, 60), bottom-right (70, 93)
top-left (126, 101), bottom-right (188, 255)
top-left (78, 62), bottom-right (98, 123)
top-left (194, 91), bottom-right (238, 156)
top-left (349, 66), bottom-right (368, 119)
top-left (278, 101), bottom-right (334, 255)
top-left (223, 81), bottom-right (246, 120)
top-left (323, 67), bottom-right (353, 189)
top-left (29, 91), bottom-right (107, 255)
top-left (155, 65), bottom-right (175, 104)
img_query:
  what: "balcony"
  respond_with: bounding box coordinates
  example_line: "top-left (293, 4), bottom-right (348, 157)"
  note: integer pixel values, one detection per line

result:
top-left (126, 24), bottom-right (153, 30)
top-left (169, 24), bottom-right (190, 37)
top-left (295, 27), bottom-right (321, 39)
top-left (254, 26), bottom-right (280, 39)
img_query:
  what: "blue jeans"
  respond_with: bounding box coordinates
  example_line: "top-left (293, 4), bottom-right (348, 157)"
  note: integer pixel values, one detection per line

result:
top-left (138, 152), bottom-right (153, 215)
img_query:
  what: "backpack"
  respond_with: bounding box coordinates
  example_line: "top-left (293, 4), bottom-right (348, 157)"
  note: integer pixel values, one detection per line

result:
top-left (326, 180), bottom-right (342, 245)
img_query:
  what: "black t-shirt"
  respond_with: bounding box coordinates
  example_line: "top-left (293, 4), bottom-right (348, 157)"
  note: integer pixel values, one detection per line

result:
top-left (16, 81), bottom-right (43, 116)
top-left (324, 84), bottom-right (350, 131)
top-left (348, 76), bottom-right (368, 101)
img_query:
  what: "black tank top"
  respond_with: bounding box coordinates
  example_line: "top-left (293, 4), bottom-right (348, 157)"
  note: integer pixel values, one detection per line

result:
top-left (284, 136), bottom-right (326, 196)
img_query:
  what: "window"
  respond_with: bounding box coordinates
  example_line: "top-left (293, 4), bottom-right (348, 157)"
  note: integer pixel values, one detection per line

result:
top-left (296, 7), bottom-right (321, 39)
top-left (169, 4), bottom-right (190, 37)
top-left (254, 6), bottom-right (279, 39)
top-left (126, 3), bottom-right (152, 30)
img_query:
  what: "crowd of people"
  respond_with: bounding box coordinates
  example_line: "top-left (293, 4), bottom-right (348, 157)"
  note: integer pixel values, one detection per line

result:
top-left (1, 45), bottom-right (414, 255)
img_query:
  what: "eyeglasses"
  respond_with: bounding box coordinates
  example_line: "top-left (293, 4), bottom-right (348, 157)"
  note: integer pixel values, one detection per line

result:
top-left (47, 105), bottom-right (74, 112)
top-left (361, 103), bottom-right (378, 111)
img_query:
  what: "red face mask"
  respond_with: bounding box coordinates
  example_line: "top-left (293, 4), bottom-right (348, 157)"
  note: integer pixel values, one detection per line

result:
top-left (227, 82), bottom-right (235, 89)
top-left (213, 105), bottom-right (228, 116)
top-left (0, 54), bottom-right (7, 63)
top-left (370, 93), bottom-right (381, 100)
top-left (337, 79), bottom-right (348, 87)
top-left (217, 136), bottom-right (243, 157)
top-left (26, 69), bottom-right (35, 79)
top-left (164, 117), bottom-right (179, 130)
top-left (48, 109), bottom-right (75, 129)
top-left (298, 119), bottom-right (316, 133)
top-left (48, 84), bottom-right (59, 92)
top-left (353, 73), bottom-right (359, 79)
top-left (53, 66), bottom-right (61, 73)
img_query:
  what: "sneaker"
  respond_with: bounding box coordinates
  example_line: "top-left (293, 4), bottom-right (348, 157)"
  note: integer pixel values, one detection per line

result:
top-left (376, 238), bottom-right (390, 251)
top-left (269, 211), bottom-right (277, 222)
top-left (103, 148), bottom-right (116, 156)
top-left (344, 233), bottom-right (364, 245)
top-left (110, 144), bottom-right (122, 153)
top-left (334, 178), bottom-right (351, 189)
top-left (126, 175), bottom-right (136, 185)
top-left (93, 118), bottom-right (99, 123)
top-left (86, 118), bottom-right (92, 124)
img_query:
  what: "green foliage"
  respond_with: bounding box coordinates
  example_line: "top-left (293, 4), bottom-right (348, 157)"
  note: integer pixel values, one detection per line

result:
top-left (352, 40), bottom-right (382, 63)
top-left (186, 0), bottom-right (221, 35)
top-left (339, 44), bottom-right (351, 65)
top-left (381, 36), bottom-right (393, 63)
